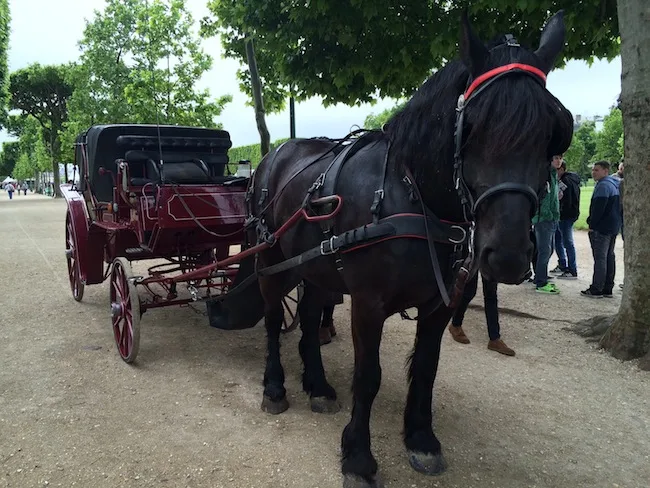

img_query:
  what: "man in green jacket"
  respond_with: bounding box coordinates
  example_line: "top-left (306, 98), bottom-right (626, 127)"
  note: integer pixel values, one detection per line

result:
top-left (532, 155), bottom-right (562, 294)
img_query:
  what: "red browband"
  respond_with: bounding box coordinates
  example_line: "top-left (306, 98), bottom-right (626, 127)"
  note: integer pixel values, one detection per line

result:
top-left (464, 63), bottom-right (547, 100)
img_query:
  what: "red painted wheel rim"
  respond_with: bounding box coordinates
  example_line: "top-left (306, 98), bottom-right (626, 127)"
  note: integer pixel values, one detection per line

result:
top-left (65, 215), bottom-right (82, 299)
top-left (111, 262), bottom-right (135, 360)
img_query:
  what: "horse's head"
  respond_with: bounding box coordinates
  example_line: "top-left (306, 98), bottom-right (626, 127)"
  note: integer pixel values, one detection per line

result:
top-left (457, 11), bottom-right (573, 284)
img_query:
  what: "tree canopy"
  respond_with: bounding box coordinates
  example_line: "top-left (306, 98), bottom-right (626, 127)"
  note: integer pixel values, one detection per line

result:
top-left (203, 0), bottom-right (620, 107)
top-left (0, 0), bottom-right (10, 123)
top-left (62, 0), bottom-right (232, 161)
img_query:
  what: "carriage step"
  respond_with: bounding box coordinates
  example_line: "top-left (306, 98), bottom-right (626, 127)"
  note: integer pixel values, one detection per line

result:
top-left (125, 247), bottom-right (146, 255)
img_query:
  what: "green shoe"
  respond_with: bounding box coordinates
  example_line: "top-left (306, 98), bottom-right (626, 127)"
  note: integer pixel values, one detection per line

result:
top-left (536, 283), bottom-right (560, 294)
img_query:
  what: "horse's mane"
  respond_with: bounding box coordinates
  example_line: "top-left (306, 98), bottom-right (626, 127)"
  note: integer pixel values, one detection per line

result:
top-left (385, 38), bottom-right (574, 181)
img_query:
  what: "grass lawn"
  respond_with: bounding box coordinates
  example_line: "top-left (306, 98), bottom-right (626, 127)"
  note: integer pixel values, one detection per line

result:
top-left (575, 185), bottom-right (593, 230)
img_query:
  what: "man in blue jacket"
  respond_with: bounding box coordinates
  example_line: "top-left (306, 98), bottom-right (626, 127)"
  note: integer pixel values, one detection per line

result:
top-left (582, 161), bottom-right (622, 298)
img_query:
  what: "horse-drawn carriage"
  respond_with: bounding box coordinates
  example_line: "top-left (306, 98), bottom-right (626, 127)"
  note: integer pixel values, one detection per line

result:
top-left (62, 123), bottom-right (301, 363)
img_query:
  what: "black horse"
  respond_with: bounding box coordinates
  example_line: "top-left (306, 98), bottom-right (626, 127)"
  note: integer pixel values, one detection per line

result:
top-left (245, 11), bottom-right (573, 488)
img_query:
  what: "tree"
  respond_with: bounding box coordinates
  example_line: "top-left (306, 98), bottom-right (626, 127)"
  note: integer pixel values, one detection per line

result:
top-left (364, 101), bottom-right (407, 130)
top-left (0, 0), bottom-right (10, 123)
top-left (595, 0), bottom-right (650, 369)
top-left (565, 121), bottom-right (597, 179)
top-left (64, 0), bottom-right (231, 144)
top-left (204, 1), bottom-right (619, 107)
top-left (9, 64), bottom-right (74, 196)
top-left (594, 107), bottom-right (624, 164)
top-left (0, 140), bottom-right (19, 177)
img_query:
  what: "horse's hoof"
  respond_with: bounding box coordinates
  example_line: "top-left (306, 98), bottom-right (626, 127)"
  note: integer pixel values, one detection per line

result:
top-left (407, 450), bottom-right (448, 475)
top-left (261, 395), bottom-right (289, 415)
top-left (342, 474), bottom-right (384, 488)
top-left (310, 396), bottom-right (341, 414)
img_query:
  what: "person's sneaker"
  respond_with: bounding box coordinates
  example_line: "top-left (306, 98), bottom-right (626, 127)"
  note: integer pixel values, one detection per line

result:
top-left (557, 271), bottom-right (578, 280)
top-left (448, 324), bottom-right (470, 344)
top-left (581, 288), bottom-right (603, 298)
top-left (602, 289), bottom-right (614, 298)
top-left (536, 283), bottom-right (560, 294)
top-left (550, 266), bottom-right (565, 274)
top-left (488, 339), bottom-right (516, 356)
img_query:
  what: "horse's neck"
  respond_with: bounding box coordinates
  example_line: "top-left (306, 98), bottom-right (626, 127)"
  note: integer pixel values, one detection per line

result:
top-left (416, 162), bottom-right (465, 222)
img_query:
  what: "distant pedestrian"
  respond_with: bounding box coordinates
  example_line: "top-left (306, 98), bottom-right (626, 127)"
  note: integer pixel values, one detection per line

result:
top-left (21, 182), bottom-right (28, 196)
top-left (6, 182), bottom-right (14, 199)
top-left (532, 155), bottom-right (562, 294)
top-left (551, 159), bottom-right (581, 279)
top-left (448, 273), bottom-right (516, 356)
top-left (581, 161), bottom-right (622, 298)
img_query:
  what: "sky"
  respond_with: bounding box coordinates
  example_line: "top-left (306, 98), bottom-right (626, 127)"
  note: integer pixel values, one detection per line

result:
top-left (3, 0), bottom-right (622, 149)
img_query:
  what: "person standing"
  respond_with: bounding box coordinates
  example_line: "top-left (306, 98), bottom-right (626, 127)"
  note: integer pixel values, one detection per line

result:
top-left (552, 159), bottom-right (581, 279)
top-left (448, 273), bottom-right (515, 356)
top-left (581, 161), bottom-right (622, 298)
top-left (532, 155), bottom-right (562, 294)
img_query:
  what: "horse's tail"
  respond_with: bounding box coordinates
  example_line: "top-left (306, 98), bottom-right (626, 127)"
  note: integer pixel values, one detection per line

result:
top-left (205, 253), bottom-right (265, 330)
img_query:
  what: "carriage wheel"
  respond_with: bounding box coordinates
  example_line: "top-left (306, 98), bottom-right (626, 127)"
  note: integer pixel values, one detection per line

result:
top-left (281, 282), bottom-right (304, 334)
top-left (65, 212), bottom-right (84, 302)
top-left (110, 257), bottom-right (141, 363)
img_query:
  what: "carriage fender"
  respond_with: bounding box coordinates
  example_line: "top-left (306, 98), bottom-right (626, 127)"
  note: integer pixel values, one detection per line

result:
top-left (61, 185), bottom-right (104, 285)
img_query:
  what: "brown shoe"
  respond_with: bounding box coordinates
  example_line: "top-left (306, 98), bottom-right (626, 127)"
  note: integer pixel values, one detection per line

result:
top-left (448, 324), bottom-right (470, 344)
top-left (319, 327), bottom-right (332, 345)
top-left (487, 339), bottom-right (515, 356)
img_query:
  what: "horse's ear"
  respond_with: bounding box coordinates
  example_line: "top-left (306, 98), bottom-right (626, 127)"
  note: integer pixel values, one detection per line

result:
top-left (460, 11), bottom-right (488, 77)
top-left (534, 10), bottom-right (566, 74)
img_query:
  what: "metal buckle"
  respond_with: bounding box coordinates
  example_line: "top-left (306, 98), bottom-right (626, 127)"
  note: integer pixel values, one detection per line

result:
top-left (375, 189), bottom-right (384, 199)
top-left (314, 173), bottom-right (326, 189)
top-left (320, 236), bottom-right (337, 255)
top-left (448, 225), bottom-right (467, 245)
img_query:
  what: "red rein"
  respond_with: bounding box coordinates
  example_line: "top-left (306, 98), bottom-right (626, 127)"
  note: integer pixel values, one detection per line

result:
top-left (464, 63), bottom-right (547, 100)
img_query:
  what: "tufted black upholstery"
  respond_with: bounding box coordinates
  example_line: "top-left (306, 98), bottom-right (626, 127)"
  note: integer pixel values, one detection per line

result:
top-left (75, 124), bottom-right (232, 203)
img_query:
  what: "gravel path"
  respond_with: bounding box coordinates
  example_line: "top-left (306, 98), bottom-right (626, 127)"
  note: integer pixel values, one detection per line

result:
top-left (1, 194), bottom-right (648, 488)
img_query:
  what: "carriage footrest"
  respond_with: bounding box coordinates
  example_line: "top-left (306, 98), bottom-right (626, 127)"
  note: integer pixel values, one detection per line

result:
top-left (125, 247), bottom-right (146, 255)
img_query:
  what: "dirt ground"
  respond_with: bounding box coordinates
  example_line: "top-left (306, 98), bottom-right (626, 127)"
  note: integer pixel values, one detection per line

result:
top-left (1, 193), bottom-right (648, 488)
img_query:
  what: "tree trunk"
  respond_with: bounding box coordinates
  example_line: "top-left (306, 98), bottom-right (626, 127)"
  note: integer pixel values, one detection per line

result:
top-left (599, 0), bottom-right (650, 370)
top-left (50, 131), bottom-right (62, 198)
top-left (289, 93), bottom-right (296, 139)
top-left (244, 36), bottom-right (271, 157)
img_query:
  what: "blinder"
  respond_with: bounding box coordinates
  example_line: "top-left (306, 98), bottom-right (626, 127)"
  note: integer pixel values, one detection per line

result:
top-left (453, 61), bottom-right (548, 221)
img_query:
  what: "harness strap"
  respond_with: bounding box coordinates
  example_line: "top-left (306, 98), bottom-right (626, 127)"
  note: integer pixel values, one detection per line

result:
top-left (257, 213), bottom-right (468, 278)
top-left (403, 165), bottom-right (456, 308)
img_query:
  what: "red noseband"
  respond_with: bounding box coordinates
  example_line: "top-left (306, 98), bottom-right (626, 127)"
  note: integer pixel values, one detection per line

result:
top-left (464, 63), bottom-right (547, 100)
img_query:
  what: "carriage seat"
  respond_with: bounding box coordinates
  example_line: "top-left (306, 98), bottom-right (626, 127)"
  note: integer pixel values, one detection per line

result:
top-left (125, 150), bottom-right (230, 186)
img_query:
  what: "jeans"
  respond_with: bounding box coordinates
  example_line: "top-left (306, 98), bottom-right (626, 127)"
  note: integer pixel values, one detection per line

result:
top-left (589, 231), bottom-right (617, 293)
top-left (534, 220), bottom-right (558, 287)
top-left (555, 219), bottom-right (577, 274)
top-left (452, 274), bottom-right (500, 341)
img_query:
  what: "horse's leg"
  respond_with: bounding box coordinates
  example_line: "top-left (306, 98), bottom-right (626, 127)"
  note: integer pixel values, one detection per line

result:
top-left (259, 271), bottom-right (291, 415)
top-left (403, 305), bottom-right (454, 475)
top-left (341, 295), bottom-right (386, 488)
top-left (299, 281), bottom-right (339, 413)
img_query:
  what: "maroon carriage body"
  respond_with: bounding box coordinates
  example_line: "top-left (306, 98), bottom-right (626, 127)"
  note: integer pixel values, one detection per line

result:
top-left (60, 124), bottom-right (272, 362)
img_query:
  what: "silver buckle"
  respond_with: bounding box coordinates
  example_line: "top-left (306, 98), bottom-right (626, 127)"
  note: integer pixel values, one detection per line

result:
top-left (320, 236), bottom-right (337, 255)
top-left (448, 225), bottom-right (467, 245)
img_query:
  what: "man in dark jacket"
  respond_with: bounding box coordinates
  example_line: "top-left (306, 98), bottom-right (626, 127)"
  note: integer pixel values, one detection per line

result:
top-left (582, 161), bottom-right (622, 298)
top-left (553, 160), bottom-right (581, 279)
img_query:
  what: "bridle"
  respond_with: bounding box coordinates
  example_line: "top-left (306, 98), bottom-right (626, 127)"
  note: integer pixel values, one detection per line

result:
top-left (452, 55), bottom-right (549, 223)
